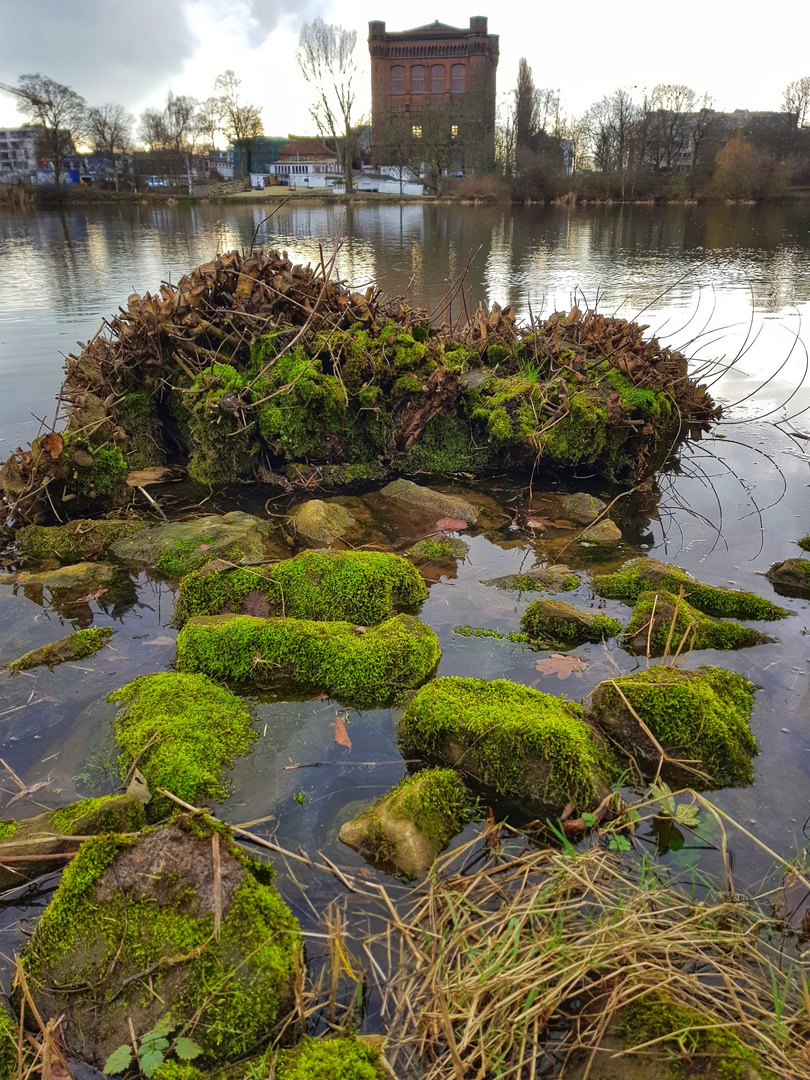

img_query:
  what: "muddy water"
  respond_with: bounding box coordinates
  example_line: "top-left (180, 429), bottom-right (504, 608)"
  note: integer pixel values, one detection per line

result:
top-left (0, 201), bottom-right (810, 995)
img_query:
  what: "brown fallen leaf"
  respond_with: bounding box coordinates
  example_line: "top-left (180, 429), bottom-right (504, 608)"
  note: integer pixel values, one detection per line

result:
top-left (199, 544), bottom-right (212, 552)
top-left (334, 715), bottom-right (352, 750)
top-left (43, 432), bottom-right (64, 459)
top-left (73, 588), bottom-right (107, 604)
top-left (435, 517), bottom-right (467, 531)
top-left (553, 519), bottom-right (576, 529)
top-left (526, 516), bottom-right (555, 531)
top-left (534, 653), bottom-right (587, 679)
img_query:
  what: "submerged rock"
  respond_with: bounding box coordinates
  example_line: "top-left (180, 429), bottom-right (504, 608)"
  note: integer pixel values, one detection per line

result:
top-left (339, 768), bottom-right (469, 877)
top-left (109, 672), bottom-right (256, 820)
top-left (176, 613), bottom-right (441, 706)
top-left (483, 564), bottom-right (580, 594)
top-left (577, 519), bottom-right (622, 546)
top-left (623, 589), bottom-right (776, 655)
top-left (521, 598), bottom-right (622, 646)
top-left (380, 479), bottom-right (479, 525)
top-left (560, 492), bottom-right (607, 525)
top-left (177, 549), bottom-right (427, 626)
top-left (291, 499), bottom-right (357, 545)
top-left (2, 561), bottom-right (119, 590)
top-left (767, 557), bottom-right (810, 594)
top-left (594, 557), bottom-right (791, 620)
top-left (108, 511), bottom-right (280, 577)
top-left (589, 665), bottom-right (757, 787)
top-left (20, 816), bottom-right (300, 1068)
top-left (16, 518), bottom-right (145, 564)
top-left (407, 534), bottom-right (470, 560)
top-left (7, 626), bottom-right (115, 672)
top-left (398, 676), bottom-right (612, 816)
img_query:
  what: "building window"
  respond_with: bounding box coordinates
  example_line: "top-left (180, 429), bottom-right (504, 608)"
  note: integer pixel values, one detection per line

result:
top-left (412, 125), bottom-right (422, 138)
top-left (451, 65), bottom-right (465, 93)
top-left (391, 66), bottom-right (405, 94)
top-left (431, 65), bottom-right (445, 94)
top-left (411, 65), bottom-right (425, 93)
top-left (451, 125), bottom-right (459, 138)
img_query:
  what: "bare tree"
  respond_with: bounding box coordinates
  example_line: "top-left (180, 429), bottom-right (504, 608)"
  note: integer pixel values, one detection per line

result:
top-left (86, 103), bottom-right (133, 190)
top-left (213, 70), bottom-right (264, 143)
top-left (650, 84), bottom-right (697, 172)
top-left (196, 96), bottom-right (224, 149)
top-left (138, 92), bottom-right (199, 193)
top-left (783, 77), bottom-right (810, 128)
top-left (297, 18), bottom-right (360, 192)
top-left (15, 73), bottom-right (87, 190)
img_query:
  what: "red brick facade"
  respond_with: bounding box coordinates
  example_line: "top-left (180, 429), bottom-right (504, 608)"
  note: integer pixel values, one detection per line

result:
top-left (369, 17), bottom-right (499, 173)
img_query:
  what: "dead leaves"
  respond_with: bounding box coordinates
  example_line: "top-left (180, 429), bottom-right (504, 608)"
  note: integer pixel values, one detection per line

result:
top-left (42, 432), bottom-right (64, 460)
top-left (334, 716), bottom-right (352, 750)
top-left (534, 653), bottom-right (587, 679)
top-left (435, 517), bottom-right (467, 532)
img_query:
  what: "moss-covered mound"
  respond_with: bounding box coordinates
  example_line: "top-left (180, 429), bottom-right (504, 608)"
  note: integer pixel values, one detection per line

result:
top-left (176, 549), bottom-right (426, 626)
top-left (520, 598), bottom-right (622, 646)
top-left (483, 565), bottom-right (580, 594)
top-left (7, 626), bottom-right (114, 672)
top-left (767, 557), bottom-right (810, 595)
top-left (276, 1036), bottom-right (386, 1080)
top-left (0, 1007), bottom-right (16, 1080)
top-left (623, 589), bottom-right (775, 655)
top-left (49, 794), bottom-right (147, 835)
top-left (176, 613), bottom-right (440, 707)
top-left (16, 518), bottom-right (145, 564)
top-left (592, 557), bottom-right (790, 620)
top-left (339, 768), bottom-right (470, 876)
top-left (408, 535), bottom-right (470, 560)
top-left (109, 672), bottom-right (256, 819)
top-left (589, 665), bottom-right (757, 787)
top-left (20, 817), bottom-right (300, 1069)
top-left (398, 677), bottom-right (613, 815)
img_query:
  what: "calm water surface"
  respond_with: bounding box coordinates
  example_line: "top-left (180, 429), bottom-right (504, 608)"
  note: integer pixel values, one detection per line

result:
top-left (1, 201), bottom-right (810, 962)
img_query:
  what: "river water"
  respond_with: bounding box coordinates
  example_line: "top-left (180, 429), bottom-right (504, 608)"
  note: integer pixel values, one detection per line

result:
top-left (1, 199), bottom-right (810, 950)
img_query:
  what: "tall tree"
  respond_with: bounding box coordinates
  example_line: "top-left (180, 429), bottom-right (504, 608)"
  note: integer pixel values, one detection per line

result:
top-left (139, 92), bottom-right (199, 193)
top-left (297, 18), bottom-right (360, 192)
top-left (514, 58), bottom-right (537, 166)
top-left (213, 70), bottom-right (264, 143)
top-left (650, 84), bottom-right (697, 172)
top-left (86, 103), bottom-right (133, 190)
top-left (783, 77), bottom-right (810, 128)
top-left (15, 73), bottom-right (87, 190)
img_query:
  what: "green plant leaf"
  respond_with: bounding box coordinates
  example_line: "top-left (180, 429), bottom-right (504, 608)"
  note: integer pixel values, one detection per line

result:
top-left (141, 1019), bottom-right (174, 1041)
top-left (581, 812), bottom-right (597, 827)
top-left (174, 1038), bottom-right (204, 1061)
top-left (139, 1050), bottom-right (166, 1078)
top-left (650, 780), bottom-right (674, 817)
top-left (675, 803), bottom-right (700, 828)
top-left (609, 835), bottom-right (631, 852)
top-left (140, 1037), bottom-right (169, 1056)
top-left (103, 1045), bottom-right (133, 1076)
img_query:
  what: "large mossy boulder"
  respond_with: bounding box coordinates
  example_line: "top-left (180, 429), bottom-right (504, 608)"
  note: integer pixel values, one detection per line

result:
top-left (176, 549), bottom-right (426, 626)
top-left (16, 518), bottom-right (146, 564)
top-left (108, 511), bottom-right (282, 578)
top-left (398, 676), bottom-right (613, 816)
top-left (291, 499), bottom-right (357, 545)
top-left (339, 768), bottom-right (470, 877)
top-left (588, 665), bottom-right (757, 787)
top-left (622, 590), bottom-right (775, 655)
top-left (276, 1036), bottom-right (387, 1080)
top-left (521, 598), bottom-right (622, 646)
top-left (20, 817), bottom-right (301, 1069)
top-left (109, 672), bottom-right (256, 820)
top-left (7, 626), bottom-right (115, 672)
top-left (593, 557), bottom-right (791, 620)
top-left (176, 613), bottom-right (441, 706)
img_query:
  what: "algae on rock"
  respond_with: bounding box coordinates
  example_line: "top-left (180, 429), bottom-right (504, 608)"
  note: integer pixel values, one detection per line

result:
top-left (339, 767), bottom-right (470, 876)
top-left (176, 613), bottom-right (441, 707)
top-left (109, 672), bottom-right (256, 820)
top-left (408, 535), bottom-right (470, 561)
top-left (483, 564), bottom-right (580, 594)
top-left (767, 557), bottom-right (810, 595)
top-left (20, 816), bottom-right (301, 1069)
top-left (291, 499), bottom-right (357, 545)
top-left (521, 598), bottom-right (622, 646)
top-left (16, 518), bottom-right (145, 564)
top-left (622, 589), bottom-right (776, 655)
top-left (176, 549), bottom-right (427, 626)
top-left (275, 1035), bottom-right (386, 1080)
top-left (589, 665), bottom-right (757, 787)
top-left (7, 626), bottom-right (115, 672)
top-left (398, 676), bottom-right (613, 815)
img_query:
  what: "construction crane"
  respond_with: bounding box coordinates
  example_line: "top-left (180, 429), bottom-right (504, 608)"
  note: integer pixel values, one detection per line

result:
top-left (0, 81), bottom-right (52, 108)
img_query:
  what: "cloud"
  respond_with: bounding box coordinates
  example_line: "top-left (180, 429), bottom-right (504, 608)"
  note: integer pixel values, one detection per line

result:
top-left (242, 0), bottom-right (325, 46)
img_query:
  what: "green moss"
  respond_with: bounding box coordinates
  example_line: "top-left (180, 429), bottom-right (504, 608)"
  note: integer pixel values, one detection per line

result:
top-left (109, 672), bottom-right (256, 820)
top-left (798, 536), bottom-right (810, 552)
top-left (390, 767), bottom-right (470, 847)
top-left (483, 570), bottom-right (581, 593)
top-left (16, 519), bottom-right (145, 563)
top-left (593, 558), bottom-right (791, 620)
top-left (407, 537), bottom-right (469, 561)
top-left (0, 821), bottom-right (20, 841)
top-left (174, 364), bottom-right (256, 484)
top-left (91, 446), bottom-right (128, 497)
top-left (49, 794), bottom-right (147, 835)
top-left (590, 665), bottom-right (757, 787)
top-left (453, 625), bottom-right (530, 643)
top-left (153, 1065), bottom-right (206, 1080)
top-left (521, 600), bottom-right (622, 645)
top-left (276, 1036), bottom-right (385, 1080)
top-left (616, 991), bottom-right (777, 1080)
top-left (154, 534), bottom-right (217, 578)
top-left (8, 626), bottom-right (115, 672)
top-left (176, 550), bottom-right (427, 625)
top-left (175, 613), bottom-right (440, 707)
top-left (0, 1004), bottom-right (18, 1080)
top-left (401, 411), bottom-right (493, 475)
top-left (624, 589), bottom-right (774, 655)
top-left (398, 676), bottom-right (613, 810)
top-left (21, 820), bottom-right (301, 1065)
top-left (118, 389), bottom-right (165, 469)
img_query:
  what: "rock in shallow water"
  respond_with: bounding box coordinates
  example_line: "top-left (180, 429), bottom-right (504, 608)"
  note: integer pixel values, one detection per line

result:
top-left (380, 479), bottom-right (479, 525)
top-left (291, 499), bottom-right (356, 545)
top-left (560, 492), bottom-right (607, 525)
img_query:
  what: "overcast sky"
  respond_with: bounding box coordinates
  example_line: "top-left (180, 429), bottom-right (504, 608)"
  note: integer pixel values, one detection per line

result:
top-left (0, 0), bottom-right (807, 138)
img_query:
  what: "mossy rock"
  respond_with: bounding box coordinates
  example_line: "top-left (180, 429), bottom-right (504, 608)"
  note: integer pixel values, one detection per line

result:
top-left (623, 590), bottom-right (775, 655)
top-left (408, 535), bottom-right (470, 561)
top-left (7, 626), bottom-right (115, 672)
top-left (175, 613), bottom-right (441, 707)
top-left (398, 676), bottom-right (613, 815)
top-left (379, 479), bottom-right (479, 524)
top-left (593, 557), bottom-right (791, 620)
top-left (521, 598), bottom-right (622, 646)
top-left (0, 1006), bottom-right (17, 1080)
top-left (109, 672), bottom-right (256, 820)
top-left (577, 519), bottom-right (622, 546)
top-left (798, 536), bottom-right (810, 552)
top-left (176, 550), bottom-right (426, 626)
top-left (339, 768), bottom-right (470, 877)
top-left (49, 793), bottom-right (147, 836)
top-left (2, 561), bottom-right (119, 591)
top-left (291, 499), bottom-right (357, 545)
top-left (276, 1035), bottom-right (386, 1080)
top-left (589, 665), bottom-right (757, 788)
top-left (172, 363), bottom-right (257, 484)
top-left (16, 519), bottom-right (146, 565)
top-left (109, 511), bottom-right (280, 578)
top-left (767, 557), bottom-right (810, 596)
top-left (20, 817), bottom-right (301, 1069)
top-left (560, 492), bottom-right (607, 525)
top-left (483, 564), bottom-right (580, 594)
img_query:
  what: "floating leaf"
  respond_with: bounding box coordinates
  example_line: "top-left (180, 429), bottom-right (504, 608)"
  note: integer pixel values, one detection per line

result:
top-left (650, 780), bottom-right (675, 818)
top-left (103, 1045), bottom-right (133, 1076)
top-left (675, 803), bottom-right (700, 829)
top-left (534, 653), bottom-right (587, 679)
top-left (435, 517), bottom-right (467, 531)
top-left (175, 1038), bottom-right (204, 1061)
top-left (74, 587), bottom-right (107, 604)
top-left (334, 716), bottom-right (352, 750)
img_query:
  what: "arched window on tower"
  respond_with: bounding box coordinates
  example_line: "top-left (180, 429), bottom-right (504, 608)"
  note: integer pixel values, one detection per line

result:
top-left (411, 65), bottom-right (425, 93)
top-left (451, 65), bottom-right (465, 93)
top-left (431, 65), bottom-right (445, 93)
top-left (391, 66), bottom-right (405, 94)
